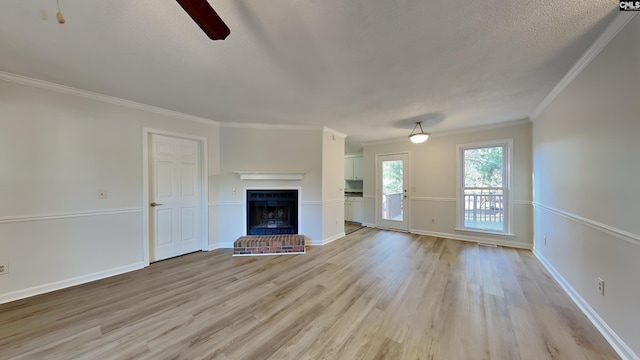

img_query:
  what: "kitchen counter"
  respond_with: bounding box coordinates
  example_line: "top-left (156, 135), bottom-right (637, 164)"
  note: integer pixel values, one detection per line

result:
top-left (344, 192), bottom-right (363, 197)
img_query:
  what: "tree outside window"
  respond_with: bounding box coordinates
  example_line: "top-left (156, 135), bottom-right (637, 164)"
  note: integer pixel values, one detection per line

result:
top-left (457, 140), bottom-right (511, 234)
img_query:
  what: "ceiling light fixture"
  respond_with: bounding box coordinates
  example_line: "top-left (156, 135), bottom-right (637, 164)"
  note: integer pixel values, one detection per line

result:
top-left (56, 0), bottom-right (65, 24)
top-left (408, 121), bottom-right (430, 144)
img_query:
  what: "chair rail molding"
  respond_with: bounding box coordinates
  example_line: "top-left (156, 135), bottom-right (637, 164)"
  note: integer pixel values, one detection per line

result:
top-left (0, 208), bottom-right (143, 224)
top-left (534, 202), bottom-right (640, 247)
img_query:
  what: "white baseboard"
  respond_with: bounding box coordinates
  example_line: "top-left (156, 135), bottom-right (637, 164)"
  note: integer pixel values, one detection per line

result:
top-left (409, 229), bottom-right (532, 250)
top-left (306, 238), bottom-right (323, 246)
top-left (208, 242), bottom-right (234, 250)
top-left (321, 232), bottom-right (345, 246)
top-left (0, 262), bottom-right (146, 305)
top-left (362, 223), bottom-right (376, 228)
top-left (533, 250), bottom-right (639, 360)
top-left (304, 232), bottom-right (345, 246)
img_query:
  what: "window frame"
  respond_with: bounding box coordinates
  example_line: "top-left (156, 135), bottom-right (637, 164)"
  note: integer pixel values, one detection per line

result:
top-left (455, 139), bottom-right (514, 236)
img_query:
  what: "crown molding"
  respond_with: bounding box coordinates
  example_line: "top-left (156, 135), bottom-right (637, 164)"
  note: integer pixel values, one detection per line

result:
top-left (0, 71), bottom-right (336, 132)
top-left (431, 118), bottom-right (530, 138)
top-left (531, 12), bottom-right (638, 120)
top-left (0, 71), bottom-right (221, 126)
top-left (362, 136), bottom-right (416, 148)
top-left (220, 122), bottom-right (322, 131)
top-left (0, 70), bottom-right (351, 135)
top-left (323, 127), bottom-right (348, 138)
top-left (363, 119), bottom-right (530, 147)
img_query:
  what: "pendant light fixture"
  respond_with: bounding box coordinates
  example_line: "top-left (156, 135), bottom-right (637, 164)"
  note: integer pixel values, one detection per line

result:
top-left (56, 0), bottom-right (65, 24)
top-left (408, 121), bottom-right (430, 144)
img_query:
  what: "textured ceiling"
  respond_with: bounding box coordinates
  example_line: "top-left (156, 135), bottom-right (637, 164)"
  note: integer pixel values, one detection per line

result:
top-left (0, 0), bottom-right (618, 145)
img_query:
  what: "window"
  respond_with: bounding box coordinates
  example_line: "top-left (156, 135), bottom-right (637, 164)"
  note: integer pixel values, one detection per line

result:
top-left (457, 140), bottom-right (512, 234)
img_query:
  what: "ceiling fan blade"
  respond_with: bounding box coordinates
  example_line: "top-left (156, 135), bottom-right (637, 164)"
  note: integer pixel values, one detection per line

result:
top-left (176, 0), bottom-right (231, 40)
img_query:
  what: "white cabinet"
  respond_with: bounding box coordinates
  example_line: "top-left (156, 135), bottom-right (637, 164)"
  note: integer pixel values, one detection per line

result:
top-left (344, 156), bottom-right (363, 180)
top-left (353, 157), bottom-right (363, 180)
top-left (345, 196), bottom-right (363, 223)
top-left (344, 158), bottom-right (354, 180)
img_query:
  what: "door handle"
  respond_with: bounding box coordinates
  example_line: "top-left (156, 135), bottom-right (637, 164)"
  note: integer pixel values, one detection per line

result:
top-left (150, 202), bottom-right (164, 207)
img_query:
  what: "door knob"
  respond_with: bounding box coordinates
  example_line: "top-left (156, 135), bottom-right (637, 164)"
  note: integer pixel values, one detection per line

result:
top-left (150, 202), bottom-right (164, 207)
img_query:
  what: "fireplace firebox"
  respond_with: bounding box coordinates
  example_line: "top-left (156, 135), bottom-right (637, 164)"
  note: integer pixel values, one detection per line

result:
top-left (246, 190), bottom-right (298, 235)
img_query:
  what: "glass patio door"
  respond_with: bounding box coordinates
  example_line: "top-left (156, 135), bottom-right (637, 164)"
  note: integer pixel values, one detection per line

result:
top-left (377, 153), bottom-right (409, 231)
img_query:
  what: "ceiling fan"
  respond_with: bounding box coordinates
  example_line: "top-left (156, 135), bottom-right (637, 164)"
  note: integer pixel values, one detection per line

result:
top-left (176, 0), bottom-right (231, 40)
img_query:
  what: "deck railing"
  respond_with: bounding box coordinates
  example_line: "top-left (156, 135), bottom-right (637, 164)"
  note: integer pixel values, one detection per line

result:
top-left (381, 192), bottom-right (504, 226)
top-left (383, 193), bottom-right (403, 220)
top-left (464, 193), bottom-right (503, 224)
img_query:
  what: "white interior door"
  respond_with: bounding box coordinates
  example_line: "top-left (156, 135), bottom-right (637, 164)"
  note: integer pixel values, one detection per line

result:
top-left (149, 134), bottom-right (202, 262)
top-left (377, 153), bottom-right (409, 231)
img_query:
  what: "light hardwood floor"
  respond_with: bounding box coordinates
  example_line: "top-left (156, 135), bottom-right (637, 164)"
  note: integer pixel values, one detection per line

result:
top-left (0, 229), bottom-right (619, 359)
top-left (344, 221), bottom-right (365, 235)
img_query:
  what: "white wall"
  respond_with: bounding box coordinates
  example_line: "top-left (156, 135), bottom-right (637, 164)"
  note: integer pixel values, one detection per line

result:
top-left (217, 125), bottom-right (325, 246)
top-left (532, 15), bottom-right (640, 359)
top-left (321, 129), bottom-right (346, 243)
top-left (0, 77), bottom-right (346, 302)
top-left (363, 121), bottom-right (533, 248)
top-left (0, 79), bottom-right (220, 303)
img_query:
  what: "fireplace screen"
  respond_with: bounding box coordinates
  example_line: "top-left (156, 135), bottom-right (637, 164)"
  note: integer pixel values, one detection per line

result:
top-left (246, 190), bottom-right (298, 235)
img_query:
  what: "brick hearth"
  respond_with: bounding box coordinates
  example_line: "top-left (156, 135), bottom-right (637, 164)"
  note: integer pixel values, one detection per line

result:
top-left (233, 235), bottom-right (306, 256)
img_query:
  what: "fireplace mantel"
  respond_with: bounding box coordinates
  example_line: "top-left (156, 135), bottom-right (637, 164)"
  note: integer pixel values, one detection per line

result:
top-left (233, 171), bottom-right (308, 180)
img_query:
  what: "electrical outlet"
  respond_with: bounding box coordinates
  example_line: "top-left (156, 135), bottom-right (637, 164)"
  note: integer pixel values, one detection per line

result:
top-left (598, 277), bottom-right (605, 296)
top-left (97, 190), bottom-right (108, 199)
top-left (0, 262), bottom-right (8, 275)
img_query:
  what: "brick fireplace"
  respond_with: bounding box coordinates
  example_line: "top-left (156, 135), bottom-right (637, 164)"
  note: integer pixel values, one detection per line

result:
top-left (246, 189), bottom-right (299, 235)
